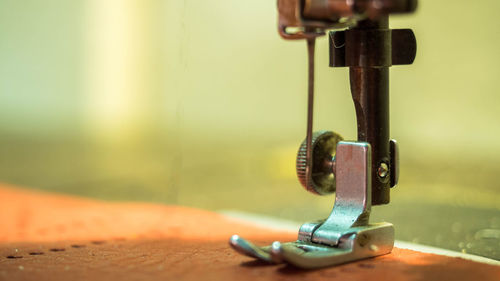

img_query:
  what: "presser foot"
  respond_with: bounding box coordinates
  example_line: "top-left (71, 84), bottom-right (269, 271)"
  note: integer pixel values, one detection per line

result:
top-left (229, 141), bottom-right (397, 268)
top-left (229, 223), bottom-right (394, 269)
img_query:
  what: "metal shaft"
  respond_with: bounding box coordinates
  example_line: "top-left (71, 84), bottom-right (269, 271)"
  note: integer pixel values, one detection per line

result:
top-left (305, 38), bottom-right (316, 190)
top-left (349, 18), bottom-right (391, 205)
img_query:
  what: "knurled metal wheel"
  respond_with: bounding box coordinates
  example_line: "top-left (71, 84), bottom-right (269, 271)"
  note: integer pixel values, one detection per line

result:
top-left (296, 130), bottom-right (343, 195)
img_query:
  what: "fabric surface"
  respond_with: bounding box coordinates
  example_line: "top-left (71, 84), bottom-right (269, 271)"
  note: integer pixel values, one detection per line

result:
top-left (0, 185), bottom-right (498, 281)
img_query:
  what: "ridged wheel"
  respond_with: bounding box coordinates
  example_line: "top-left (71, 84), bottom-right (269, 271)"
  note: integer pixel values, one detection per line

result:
top-left (296, 130), bottom-right (343, 195)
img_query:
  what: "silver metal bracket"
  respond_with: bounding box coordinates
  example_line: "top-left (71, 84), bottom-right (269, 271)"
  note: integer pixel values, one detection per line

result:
top-left (229, 141), bottom-right (395, 269)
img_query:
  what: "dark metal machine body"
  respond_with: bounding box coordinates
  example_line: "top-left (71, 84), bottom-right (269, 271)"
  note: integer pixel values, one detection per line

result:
top-left (230, 0), bottom-right (417, 268)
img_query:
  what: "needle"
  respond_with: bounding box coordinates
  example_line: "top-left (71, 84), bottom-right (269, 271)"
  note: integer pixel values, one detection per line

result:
top-left (305, 38), bottom-right (315, 190)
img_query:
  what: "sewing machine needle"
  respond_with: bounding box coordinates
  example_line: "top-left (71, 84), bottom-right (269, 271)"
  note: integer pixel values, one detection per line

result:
top-left (305, 38), bottom-right (315, 190)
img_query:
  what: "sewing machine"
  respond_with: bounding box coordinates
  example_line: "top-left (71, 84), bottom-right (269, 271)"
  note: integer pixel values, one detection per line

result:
top-left (230, 0), bottom-right (417, 268)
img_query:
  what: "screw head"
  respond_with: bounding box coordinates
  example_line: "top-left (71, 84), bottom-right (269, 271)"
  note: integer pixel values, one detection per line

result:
top-left (378, 162), bottom-right (389, 178)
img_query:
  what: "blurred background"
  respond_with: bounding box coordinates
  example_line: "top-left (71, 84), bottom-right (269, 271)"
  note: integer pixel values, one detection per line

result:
top-left (0, 0), bottom-right (499, 259)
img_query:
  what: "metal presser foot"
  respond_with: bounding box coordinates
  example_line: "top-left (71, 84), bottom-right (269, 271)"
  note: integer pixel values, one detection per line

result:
top-left (230, 140), bottom-right (394, 269)
top-left (230, 0), bottom-right (417, 269)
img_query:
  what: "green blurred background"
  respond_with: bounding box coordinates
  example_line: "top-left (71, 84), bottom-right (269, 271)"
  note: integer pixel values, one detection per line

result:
top-left (0, 0), bottom-right (499, 259)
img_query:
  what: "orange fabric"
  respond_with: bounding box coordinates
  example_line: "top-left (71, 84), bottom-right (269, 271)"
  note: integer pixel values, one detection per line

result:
top-left (0, 185), bottom-right (291, 243)
top-left (0, 185), bottom-right (499, 281)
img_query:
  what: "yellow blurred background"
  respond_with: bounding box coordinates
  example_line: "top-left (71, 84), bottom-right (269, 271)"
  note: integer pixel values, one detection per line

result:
top-left (0, 1), bottom-right (499, 259)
